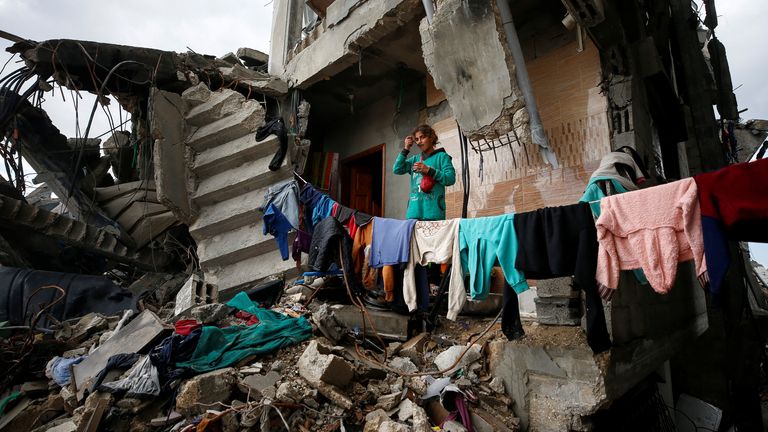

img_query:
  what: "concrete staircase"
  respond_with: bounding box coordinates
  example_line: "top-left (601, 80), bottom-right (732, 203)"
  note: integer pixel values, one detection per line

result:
top-left (181, 85), bottom-right (295, 297)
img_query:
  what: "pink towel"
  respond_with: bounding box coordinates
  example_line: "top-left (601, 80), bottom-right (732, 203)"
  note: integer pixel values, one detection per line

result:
top-left (596, 178), bottom-right (707, 299)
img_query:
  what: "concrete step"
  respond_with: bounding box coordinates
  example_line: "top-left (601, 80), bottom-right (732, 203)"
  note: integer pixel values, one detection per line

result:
top-left (189, 186), bottom-right (268, 241)
top-left (186, 90), bottom-right (245, 127)
top-left (204, 252), bottom-right (297, 298)
top-left (186, 100), bottom-right (265, 152)
top-left (197, 220), bottom-right (283, 269)
top-left (193, 134), bottom-right (280, 179)
top-left (191, 154), bottom-right (291, 207)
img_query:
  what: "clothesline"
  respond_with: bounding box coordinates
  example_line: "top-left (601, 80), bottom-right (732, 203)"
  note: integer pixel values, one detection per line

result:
top-left (259, 157), bottom-right (768, 355)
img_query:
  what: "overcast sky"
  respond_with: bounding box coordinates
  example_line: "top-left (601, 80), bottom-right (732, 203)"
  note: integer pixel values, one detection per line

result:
top-left (0, 0), bottom-right (766, 265)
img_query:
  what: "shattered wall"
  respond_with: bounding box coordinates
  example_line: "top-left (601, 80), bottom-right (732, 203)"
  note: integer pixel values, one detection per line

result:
top-left (419, 0), bottom-right (526, 141)
top-left (439, 38), bottom-right (610, 218)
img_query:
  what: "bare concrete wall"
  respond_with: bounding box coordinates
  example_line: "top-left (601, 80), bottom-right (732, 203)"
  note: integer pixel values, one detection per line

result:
top-left (323, 81), bottom-right (423, 219)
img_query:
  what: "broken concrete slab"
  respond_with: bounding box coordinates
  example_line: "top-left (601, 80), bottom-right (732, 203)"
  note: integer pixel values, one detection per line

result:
top-left (236, 47), bottom-right (269, 67)
top-left (433, 344), bottom-right (482, 375)
top-left (181, 303), bottom-right (231, 323)
top-left (331, 304), bottom-right (409, 341)
top-left (363, 409), bottom-right (390, 432)
top-left (175, 368), bottom-right (236, 416)
top-left (397, 398), bottom-right (415, 421)
top-left (238, 371), bottom-right (281, 396)
top-left (72, 310), bottom-right (166, 401)
top-left (389, 357), bottom-right (418, 374)
top-left (298, 340), bottom-right (355, 388)
top-left (376, 392), bottom-right (402, 411)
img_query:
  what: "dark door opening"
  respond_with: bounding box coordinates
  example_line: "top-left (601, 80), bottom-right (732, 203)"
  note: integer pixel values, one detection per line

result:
top-left (340, 145), bottom-right (384, 217)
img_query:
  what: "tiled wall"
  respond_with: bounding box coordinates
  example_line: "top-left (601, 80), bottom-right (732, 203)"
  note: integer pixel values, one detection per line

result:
top-left (434, 38), bottom-right (610, 217)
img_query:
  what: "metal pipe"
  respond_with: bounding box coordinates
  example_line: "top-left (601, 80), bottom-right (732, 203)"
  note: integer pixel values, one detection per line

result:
top-left (495, 0), bottom-right (559, 168)
top-left (421, 0), bottom-right (435, 24)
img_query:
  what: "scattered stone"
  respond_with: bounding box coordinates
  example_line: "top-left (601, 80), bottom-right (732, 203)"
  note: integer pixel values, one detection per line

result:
top-left (149, 412), bottom-right (182, 427)
top-left (45, 420), bottom-right (77, 432)
top-left (219, 52), bottom-right (242, 66)
top-left (389, 357), bottom-right (418, 374)
top-left (397, 398), bottom-right (415, 421)
top-left (270, 360), bottom-right (284, 372)
top-left (175, 368), bottom-right (235, 416)
top-left (380, 420), bottom-right (409, 432)
top-left (376, 392), bottom-right (402, 411)
top-left (20, 380), bottom-right (49, 398)
top-left (363, 409), bottom-right (390, 432)
top-left (489, 377), bottom-right (505, 394)
top-left (412, 404), bottom-right (432, 431)
top-left (407, 376), bottom-right (429, 396)
top-left (311, 303), bottom-right (346, 343)
top-left (399, 332), bottom-right (430, 364)
top-left (442, 420), bottom-right (469, 432)
top-left (238, 371), bottom-right (281, 396)
top-left (433, 345), bottom-right (482, 375)
top-left (275, 380), bottom-right (314, 403)
top-left (236, 47), bottom-right (269, 67)
top-left (298, 340), bottom-right (354, 387)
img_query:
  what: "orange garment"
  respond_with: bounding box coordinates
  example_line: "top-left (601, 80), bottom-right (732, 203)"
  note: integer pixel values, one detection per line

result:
top-left (352, 221), bottom-right (396, 300)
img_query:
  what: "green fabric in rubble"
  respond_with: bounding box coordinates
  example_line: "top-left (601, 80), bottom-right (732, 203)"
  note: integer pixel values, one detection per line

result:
top-left (0, 391), bottom-right (21, 415)
top-left (176, 292), bottom-right (312, 372)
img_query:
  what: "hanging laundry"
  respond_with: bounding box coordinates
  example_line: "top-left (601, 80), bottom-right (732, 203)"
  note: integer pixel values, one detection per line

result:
top-left (334, 204), bottom-right (358, 238)
top-left (352, 220), bottom-right (395, 296)
top-left (580, 151), bottom-right (646, 216)
top-left (292, 230), bottom-right (312, 264)
top-left (299, 184), bottom-right (324, 232)
top-left (596, 178), bottom-right (707, 299)
top-left (404, 219), bottom-right (466, 320)
top-left (354, 211), bottom-right (373, 227)
top-left (312, 195), bottom-right (336, 228)
top-left (255, 118), bottom-right (288, 171)
top-left (369, 217), bottom-right (417, 268)
top-left (98, 355), bottom-right (161, 398)
top-left (259, 180), bottom-right (299, 229)
top-left (459, 214), bottom-right (528, 303)
top-left (694, 158), bottom-right (768, 295)
top-left (263, 203), bottom-right (294, 260)
top-left (176, 293), bottom-right (312, 373)
top-left (514, 203), bottom-right (611, 353)
top-left (309, 216), bottom-right (355, 277)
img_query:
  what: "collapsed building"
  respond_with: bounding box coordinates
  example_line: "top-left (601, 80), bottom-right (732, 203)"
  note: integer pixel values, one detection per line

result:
top-left (0, 0), bottom-right (766, 430)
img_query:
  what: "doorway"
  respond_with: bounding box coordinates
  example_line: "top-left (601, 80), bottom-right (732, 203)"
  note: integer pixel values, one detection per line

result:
top-left (340, 144), bottom-right (385, 217)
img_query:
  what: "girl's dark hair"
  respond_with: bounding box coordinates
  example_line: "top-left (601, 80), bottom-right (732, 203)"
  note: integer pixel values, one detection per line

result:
top-left (412, 124), bottom-right (438, 143)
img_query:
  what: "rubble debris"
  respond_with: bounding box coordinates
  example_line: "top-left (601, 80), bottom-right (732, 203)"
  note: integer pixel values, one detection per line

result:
top-left (175, 368), bottom-right (236, 416)
top-left (433, 344), bottom-right (483, 376)
top-left (71, 310), bottom-right (166, 401)
top-left (173, 274), bottom-right (219, 317)
top-left (298, 340), bottom-right (355, 387)
top-left (236, 47), bottom-right (269, 67)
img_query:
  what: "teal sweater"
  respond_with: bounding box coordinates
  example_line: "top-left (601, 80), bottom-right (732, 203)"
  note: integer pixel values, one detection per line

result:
top-left (393, 148), bottom-right (456, 221)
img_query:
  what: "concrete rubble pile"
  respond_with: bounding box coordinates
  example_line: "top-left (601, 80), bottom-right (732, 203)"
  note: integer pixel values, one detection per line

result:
top-left (0, 274), bottom-right (521, 432)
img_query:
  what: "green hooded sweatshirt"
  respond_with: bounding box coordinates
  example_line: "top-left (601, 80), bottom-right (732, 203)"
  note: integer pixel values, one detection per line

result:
top-left (393, 147), bottom-right (456, 221)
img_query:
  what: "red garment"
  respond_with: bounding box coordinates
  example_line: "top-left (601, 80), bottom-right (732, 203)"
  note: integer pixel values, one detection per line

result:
top-left (347, 214), bottom-right (358, 239)
top-left (234, 311), bottom-right (260, 326)
top-left (331, 202), bottom-right (340, 217)
top-left (175, 319), bottom-right (202, 336)
top-left (694, 158), bottom-right (768, 242)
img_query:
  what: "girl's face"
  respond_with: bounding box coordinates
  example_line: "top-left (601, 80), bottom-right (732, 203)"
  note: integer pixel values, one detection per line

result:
top-left (414, 131), bottom-right (435, 152)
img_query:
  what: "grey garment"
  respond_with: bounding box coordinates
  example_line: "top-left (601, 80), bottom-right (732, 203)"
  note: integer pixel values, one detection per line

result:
top-left (589, 152), bottom-right (645, 191)
top-left (259, 180), bottom-right (300, 229)
top-left (99, 355), bottom-right (161, 398)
